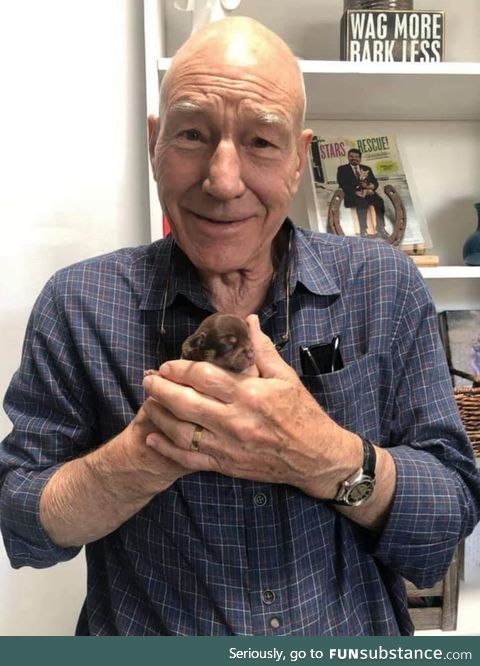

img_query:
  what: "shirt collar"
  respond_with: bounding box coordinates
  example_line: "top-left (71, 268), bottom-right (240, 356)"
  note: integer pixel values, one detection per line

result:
top-left (139, 235), bottom-right (210, 312)
top-left (139, 220), bottom-right (340, 311)
top-left (287, 222), bottom-right (340, 298)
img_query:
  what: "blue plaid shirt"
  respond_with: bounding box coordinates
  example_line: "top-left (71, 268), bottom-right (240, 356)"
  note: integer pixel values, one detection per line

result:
top-left (1, 222), bottom-right (480, 635)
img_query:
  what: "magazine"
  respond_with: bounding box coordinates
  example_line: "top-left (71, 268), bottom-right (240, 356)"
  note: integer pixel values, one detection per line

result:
top-left (438, 310), bottom-right (480, 388)
top-left (305, 132), bottom-right (429, 253)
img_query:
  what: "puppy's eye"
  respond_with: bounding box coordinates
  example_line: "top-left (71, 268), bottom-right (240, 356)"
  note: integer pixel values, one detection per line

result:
top-left (218, 335), bottom-right (238, 354)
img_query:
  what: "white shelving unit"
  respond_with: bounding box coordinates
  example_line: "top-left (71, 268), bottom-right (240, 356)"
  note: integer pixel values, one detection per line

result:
top-left (290, 59), bottom-right (480, 309)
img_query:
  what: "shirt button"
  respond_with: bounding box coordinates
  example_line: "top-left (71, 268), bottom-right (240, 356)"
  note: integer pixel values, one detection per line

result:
top-left (254, 493), bottom-right (267, 507)
top-left (262, 589), bottom-right (276, 605)
top-left (269, 617), bottom-right (281, 629)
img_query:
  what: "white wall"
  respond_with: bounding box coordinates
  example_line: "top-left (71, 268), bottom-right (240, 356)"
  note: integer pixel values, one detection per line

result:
top-left (0, 0), bottom-right (150, 635)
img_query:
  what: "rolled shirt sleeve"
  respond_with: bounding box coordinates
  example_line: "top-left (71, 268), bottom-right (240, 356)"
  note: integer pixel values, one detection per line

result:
top-left (371, 264), bottom-right (480, 587)
top-left (0, 274), bottom-right (95, 567)
top-left (0, 463), bottom-right (81, 567)
top-left (374, 445), bottom-right (478, 588)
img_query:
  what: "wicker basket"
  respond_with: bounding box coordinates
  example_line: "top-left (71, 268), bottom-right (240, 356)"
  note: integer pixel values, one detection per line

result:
top-left (454, 386), bottom-right (480, 457)
top-left (451, 369), bottom-right (480, 458)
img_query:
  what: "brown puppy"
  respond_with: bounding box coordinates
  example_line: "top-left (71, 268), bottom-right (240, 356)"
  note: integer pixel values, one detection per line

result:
top-left (180, 313), bottom-right (255, 373)
top-left (145, 313), bottom-right (255, 376)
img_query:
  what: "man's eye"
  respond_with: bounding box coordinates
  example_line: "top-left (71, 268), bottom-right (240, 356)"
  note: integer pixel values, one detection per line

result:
top-left (180, 129), bottom-right (201, 141)
top-left (251, 137), bottom-right (274, 149)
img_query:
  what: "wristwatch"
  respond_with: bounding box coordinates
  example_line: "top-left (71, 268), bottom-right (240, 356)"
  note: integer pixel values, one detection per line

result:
top-left (332, 438), bottom-right (377, 507)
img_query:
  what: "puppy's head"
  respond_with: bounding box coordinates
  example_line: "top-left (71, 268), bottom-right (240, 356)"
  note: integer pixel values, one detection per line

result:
top-left (181, 313), bottom-right (255, 373)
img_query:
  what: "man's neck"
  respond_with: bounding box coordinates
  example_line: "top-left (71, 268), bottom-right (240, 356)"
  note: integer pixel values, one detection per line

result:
top-left (201, 271), bottom-right (273, 318)
top-left (198, 228), bottom-right (289, 318)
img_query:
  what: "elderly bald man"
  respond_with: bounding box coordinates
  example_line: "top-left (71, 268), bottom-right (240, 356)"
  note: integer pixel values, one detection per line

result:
top-left (1, 17), bottom-right (479, 636)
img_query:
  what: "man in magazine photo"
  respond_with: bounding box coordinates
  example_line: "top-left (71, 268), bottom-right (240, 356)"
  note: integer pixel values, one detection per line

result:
top-left (336, 148), bottom-right (387, 238)
top-left (1, 17), bottom-right (480, 636)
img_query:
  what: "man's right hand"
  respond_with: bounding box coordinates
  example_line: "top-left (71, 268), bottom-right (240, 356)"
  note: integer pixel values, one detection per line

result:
top-left (123, 399), bottom-right (191, 495)
top-left (39, 399), bottom-right (189, 548)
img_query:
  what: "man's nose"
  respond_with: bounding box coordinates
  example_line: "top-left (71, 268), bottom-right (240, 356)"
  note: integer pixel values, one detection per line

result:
top-left (202, 140), bottom-right (246, 200)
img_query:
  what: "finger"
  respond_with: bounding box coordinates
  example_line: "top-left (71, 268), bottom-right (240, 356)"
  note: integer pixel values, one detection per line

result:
top-left (245, 314), bottom-right (295, 380)
top-left (155, 358), bottom-right (241, 403)
top-left (143, 372), bottom-right (231, 429)
top-left (143, 398), bottom-right (217, 455)
top-left (145, 431), bottom-right (217, 473)
top-left (145, 431), bottom-right (270, 482)
top-left (243, 363), bottom-right (260, 378)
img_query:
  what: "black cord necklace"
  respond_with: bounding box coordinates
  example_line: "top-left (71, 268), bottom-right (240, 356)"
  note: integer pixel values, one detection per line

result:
top-left (274, 228), bottom-right (292, 351)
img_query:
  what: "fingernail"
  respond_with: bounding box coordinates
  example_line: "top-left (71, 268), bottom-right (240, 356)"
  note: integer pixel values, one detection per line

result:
top-left (159, 362), bottom-right (171, 377)
top-left (143, 376), bottom-right (153, 391)
top-left (145, 433), bottom-right (158, 448)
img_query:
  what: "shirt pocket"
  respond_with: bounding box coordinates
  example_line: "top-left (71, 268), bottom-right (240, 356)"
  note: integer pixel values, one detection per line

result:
top-left (300, 352), bottom-right (379, 433)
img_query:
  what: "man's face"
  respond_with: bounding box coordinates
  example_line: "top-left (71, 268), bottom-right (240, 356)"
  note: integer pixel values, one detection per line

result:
top-left (348, 151), bottom-right (361, 166)
top-left (148, 46), bottom-right (312, 274)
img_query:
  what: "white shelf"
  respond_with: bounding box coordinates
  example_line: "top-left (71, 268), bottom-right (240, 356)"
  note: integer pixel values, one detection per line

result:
top-left (420, 266), bottom-right (480, 279)
top-left (299, 60), bottom-right (480, 76)
top-left (157, 58), bottom-right (480, 121)
top-left (300, 61), bottom-right (480, 121)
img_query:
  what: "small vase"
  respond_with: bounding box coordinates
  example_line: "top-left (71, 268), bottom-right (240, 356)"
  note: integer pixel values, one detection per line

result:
top-left (463, 203), bottom-right (480, 266)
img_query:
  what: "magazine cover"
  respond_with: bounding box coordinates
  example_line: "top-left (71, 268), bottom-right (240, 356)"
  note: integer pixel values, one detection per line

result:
top-left (438, 310), bottom-right (480, 387)
top-left (306, 133), bottom-right (430, 253)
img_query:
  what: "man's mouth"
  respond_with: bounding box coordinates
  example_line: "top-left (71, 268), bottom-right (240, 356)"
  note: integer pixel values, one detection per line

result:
top-left (189, 211), bottom-right (251, 225)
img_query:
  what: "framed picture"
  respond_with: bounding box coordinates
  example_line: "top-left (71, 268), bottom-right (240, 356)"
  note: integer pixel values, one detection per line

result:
top-left (303, 128), bottom-right (431, 255)
top-left (438, 310), bottom-right (480, 387)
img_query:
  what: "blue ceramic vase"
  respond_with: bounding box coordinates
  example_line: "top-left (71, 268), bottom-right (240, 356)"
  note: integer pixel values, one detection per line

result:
top-left (463, 203), bottom-right (480, 266)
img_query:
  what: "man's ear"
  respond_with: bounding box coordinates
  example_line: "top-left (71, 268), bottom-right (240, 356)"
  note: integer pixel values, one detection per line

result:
top-left (292, 129), bottom-right (313, 195)
top-left (147, 115), bottom-right (161, 174)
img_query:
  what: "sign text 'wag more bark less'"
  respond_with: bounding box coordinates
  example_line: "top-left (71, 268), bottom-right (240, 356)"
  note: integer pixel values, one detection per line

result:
top-left (340, 10), bottom-right (444, 62)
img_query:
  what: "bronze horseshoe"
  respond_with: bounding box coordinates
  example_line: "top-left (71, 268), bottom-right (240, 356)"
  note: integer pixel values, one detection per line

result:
top-left (327, 185), bottom-right (407, 246)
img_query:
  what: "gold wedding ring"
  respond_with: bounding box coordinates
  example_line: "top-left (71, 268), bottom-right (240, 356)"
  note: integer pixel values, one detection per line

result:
top-left (190, 424), bottom-right (204, 452)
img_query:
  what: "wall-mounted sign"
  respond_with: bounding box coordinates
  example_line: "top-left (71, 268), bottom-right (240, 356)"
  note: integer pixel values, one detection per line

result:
top-left (340, 10), bottom-right (444, 62)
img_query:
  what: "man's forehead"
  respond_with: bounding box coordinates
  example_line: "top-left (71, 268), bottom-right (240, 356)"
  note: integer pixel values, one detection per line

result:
top-left (166, 97), bottom-right (293, 128)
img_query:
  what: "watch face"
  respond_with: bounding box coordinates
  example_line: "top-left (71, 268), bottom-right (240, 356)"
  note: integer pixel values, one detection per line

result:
top-left (347, 480), bottom-right (374, 505)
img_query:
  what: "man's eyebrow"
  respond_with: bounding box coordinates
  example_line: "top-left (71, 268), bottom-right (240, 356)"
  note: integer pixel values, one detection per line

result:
top-left (252, 111), bottom-right (290, 129)
top-left (169, 101), bottom-right (289, 126)
top-left (166, 101), bottom-right (292, 138)
top-left (168, 100), bottom-right (205, 116)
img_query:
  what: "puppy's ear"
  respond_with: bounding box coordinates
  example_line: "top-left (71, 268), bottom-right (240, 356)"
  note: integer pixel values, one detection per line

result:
top-left (189, 330), bottom-right (207, 349)
top-left (181, 330), bottom-right (207, 360)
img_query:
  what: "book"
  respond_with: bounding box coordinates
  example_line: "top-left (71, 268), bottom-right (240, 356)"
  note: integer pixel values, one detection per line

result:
top-left (305, 131), bottom-right (430, 254)
top-left (438, 310), bottom-right (480, 387)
